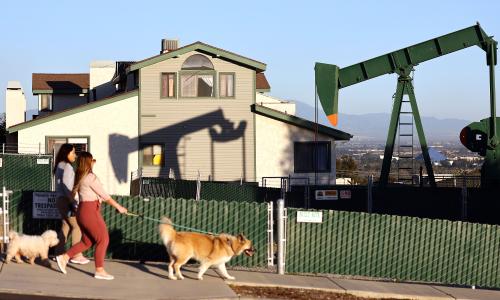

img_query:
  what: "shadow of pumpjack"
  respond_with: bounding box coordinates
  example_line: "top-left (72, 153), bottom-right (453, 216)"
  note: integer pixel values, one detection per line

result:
top-left (109, 109), bottom-right (247, 183)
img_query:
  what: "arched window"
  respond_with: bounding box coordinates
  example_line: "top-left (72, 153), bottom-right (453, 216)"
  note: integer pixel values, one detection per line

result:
top-left (180, 54), bottom-right (215, 97)
top-left (181, 54), bottom-right (214, 70)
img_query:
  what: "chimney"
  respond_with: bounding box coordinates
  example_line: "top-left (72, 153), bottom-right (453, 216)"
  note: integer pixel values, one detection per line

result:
top-left (161, 39), bottom-right (179, 54)
top-left (5, 81), bottom-right (26, 129)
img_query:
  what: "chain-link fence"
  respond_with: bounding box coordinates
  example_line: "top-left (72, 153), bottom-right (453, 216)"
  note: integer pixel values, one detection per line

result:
top-left (0, 153), bottom-right (53, 191)
top-left (285, 208), bottom-right (500, 289)
top-left (8, 191), bottom-right (271, 267)
top-left (132, 176), bottom-right (280, 203)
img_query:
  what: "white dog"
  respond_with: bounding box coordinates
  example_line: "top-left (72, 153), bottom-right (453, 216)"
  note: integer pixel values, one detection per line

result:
top-left (5, 230), bottom-right (59, 265)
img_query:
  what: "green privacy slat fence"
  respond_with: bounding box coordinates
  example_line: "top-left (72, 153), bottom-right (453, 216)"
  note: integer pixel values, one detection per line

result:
top-left (8, 191), bottom-right (269, 267)
top-left (0, 154), bottom-right (53, 191)
top-left (286, 208), bottom-right (500, 289)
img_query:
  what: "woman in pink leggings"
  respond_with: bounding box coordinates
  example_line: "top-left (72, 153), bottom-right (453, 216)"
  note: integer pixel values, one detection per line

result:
top-left (56, 152), bottom-right (127, 280)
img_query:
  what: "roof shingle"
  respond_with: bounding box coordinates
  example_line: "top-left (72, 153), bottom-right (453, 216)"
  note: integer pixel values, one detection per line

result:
top-left (32, 73), bottom-right (89, 92)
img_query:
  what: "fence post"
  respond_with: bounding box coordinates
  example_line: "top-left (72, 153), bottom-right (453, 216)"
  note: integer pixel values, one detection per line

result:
top-left (267, 201), bottom-right (274, 266)
top-left (195, 170), bottom-right (201, 201)
top-left (277, 198), bottom-right (286, 275)
top-left (461, 176), bottom-right (468, 221)
top-left (1, 186), bottom-right (9, 253)
top-left (138, 169), bottom-right (143, 197)
top-left (367, 175), bottom-right (373, 213)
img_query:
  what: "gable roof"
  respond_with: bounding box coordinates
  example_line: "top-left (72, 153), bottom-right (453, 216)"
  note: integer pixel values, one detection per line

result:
top-left (128, 42), bottom-right (266, 72)
top-left (8, 90), bottom-right (138, 133)
top-left (256, 73), bottom-right (270, 92)
top-left (251, 104), bottom-right (352, 141)
top-left (32, 73), bottom-right (89, 94)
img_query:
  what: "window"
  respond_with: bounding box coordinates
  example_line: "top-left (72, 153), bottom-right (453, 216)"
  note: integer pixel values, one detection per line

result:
top-left (181, 54), bottom-right (214, 70)
top-left (40, 94), bottom-right (52, 111)
top-left (180, 73), bottom-right (214, 97)
top-left (161, 73), bottom-right (176, 98)
top-left (179, 54), bottom-right (215, 98)
top-left (47, 137), bottom-right (89, 155)
top-left (294, 142), bottom-right (331, 173)
top-left (142, 144), bottom-right (164, 166)
top-left (219, 73), bottom-right (235, 98)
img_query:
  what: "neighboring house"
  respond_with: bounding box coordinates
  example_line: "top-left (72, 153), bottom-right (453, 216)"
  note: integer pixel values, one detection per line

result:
top-left (6, 39), bottom-right (352, 195)
top-left (32, 73), bottom-right (90, 118)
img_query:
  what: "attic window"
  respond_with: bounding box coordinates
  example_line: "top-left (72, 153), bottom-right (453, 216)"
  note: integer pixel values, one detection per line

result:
top-left (181, 54), bottom-right (214, 70)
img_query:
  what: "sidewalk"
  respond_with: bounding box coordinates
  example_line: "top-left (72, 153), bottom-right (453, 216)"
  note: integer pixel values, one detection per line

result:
top-left (1, 259), bottom-right (499, 300)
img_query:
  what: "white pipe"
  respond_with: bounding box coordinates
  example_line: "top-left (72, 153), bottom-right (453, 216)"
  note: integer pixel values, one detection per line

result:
top-left (277, 198), bottom-right (285, 274)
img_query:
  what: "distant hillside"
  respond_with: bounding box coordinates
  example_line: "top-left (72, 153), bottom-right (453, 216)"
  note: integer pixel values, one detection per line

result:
top-left (295, 101), bottom-right (471, 142)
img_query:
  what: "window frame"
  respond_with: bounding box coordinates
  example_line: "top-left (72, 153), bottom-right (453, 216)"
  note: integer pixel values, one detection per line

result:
top-left (219, 72), bottom-right (236, 99)
top-left (160, 72), bottom-right (177, 99)
top-left (40, 94), bottom-right (53, 111)
top-left (179, 70), bottom-right (217, 99)
top-left (140, 143), bottom-right (165, 167)
top-left (293, 141), bottom-right (331, 173)
top-left (45, 136), bottom-right (91, 154)
top-left (181, 54), bottom-right (215, 70)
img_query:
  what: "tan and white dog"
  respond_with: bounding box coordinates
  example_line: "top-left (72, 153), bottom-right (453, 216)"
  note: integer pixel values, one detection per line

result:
top-left (5, 230), bottom-right (59, 265)
top-left (158, 217), bottom-right (255, 280)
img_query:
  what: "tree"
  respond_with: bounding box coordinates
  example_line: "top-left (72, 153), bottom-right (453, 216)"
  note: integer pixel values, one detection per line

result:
top-left (336, 155), bottom-right (366, 184)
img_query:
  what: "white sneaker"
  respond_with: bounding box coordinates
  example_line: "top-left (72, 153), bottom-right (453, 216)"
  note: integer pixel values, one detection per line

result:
top-left (55, 255), bottom-right (67, 274)
top-left (70, 256), bottom-right (90, 265)
top-left (94, 273), bottom-right (114, 280)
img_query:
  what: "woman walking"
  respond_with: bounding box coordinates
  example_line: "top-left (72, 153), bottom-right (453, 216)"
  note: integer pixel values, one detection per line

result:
top-left (53, 144), bottom-right (89, 264)
top-left (56, 152), bottom-right (127, 280)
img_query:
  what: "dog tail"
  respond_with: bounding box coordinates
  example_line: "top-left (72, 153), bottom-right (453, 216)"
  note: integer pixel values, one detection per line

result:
top-left (8, 231), bottom-right (19, 241)
top-left (158, 217), bottom-right (175, 245)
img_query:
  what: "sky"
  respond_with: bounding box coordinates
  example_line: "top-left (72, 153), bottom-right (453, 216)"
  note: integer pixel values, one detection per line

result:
top-left (1, 0), bottom-right (499, 122)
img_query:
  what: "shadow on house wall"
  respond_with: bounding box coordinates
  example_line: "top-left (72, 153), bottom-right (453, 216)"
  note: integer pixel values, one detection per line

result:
top-left (108, 109), bottom-right (247, 182)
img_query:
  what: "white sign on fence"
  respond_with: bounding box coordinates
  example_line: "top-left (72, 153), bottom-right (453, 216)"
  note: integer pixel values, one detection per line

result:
top-left (33, 192), bottom-right (60, 219)
top-left (36, 159), bottom-right (50, 165)
top-left (297, 211), bottom-right (323, 223)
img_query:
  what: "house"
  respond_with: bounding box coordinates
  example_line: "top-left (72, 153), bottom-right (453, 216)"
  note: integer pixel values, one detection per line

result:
top-left (6, 39), bottom-right (352, 195)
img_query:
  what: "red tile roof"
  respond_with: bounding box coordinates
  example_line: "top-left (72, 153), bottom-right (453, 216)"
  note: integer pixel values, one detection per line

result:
top-left (256, 73), bottom-right (270, 90)
top-left (32, 73), bottom-right (89, 91)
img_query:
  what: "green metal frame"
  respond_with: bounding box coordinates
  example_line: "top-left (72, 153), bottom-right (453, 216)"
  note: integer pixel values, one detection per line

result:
top-left (315, 23), bottom-right (498, 186)
top-left (380, 69), bottom-right (435, 186)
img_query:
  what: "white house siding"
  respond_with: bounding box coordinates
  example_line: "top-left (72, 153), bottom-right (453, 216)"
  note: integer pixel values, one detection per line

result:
top-left (17, 95), bottom-right (139, 196)
top-left (255, 114), bottom-right (337, 186)
top-left (139, 51), bottom-right (255, 181)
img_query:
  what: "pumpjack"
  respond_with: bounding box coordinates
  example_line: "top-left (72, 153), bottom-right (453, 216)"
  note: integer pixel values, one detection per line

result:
top-left (315, 23), bottom-right (499, 187)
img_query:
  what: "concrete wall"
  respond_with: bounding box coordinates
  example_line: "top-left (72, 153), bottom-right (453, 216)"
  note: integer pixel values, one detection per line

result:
top-left (90, 61), bottom-right (116, 100)
top-left (139, 51), bottom-right (255, 181)
top-left (17, 95), bottom-right (139, 195)
top-left (5, 81), bottom-right (26, 129)
top-left (256, 93), bottom-right (296, 115)
top-left (255, 114), bottom-right (337, 186)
